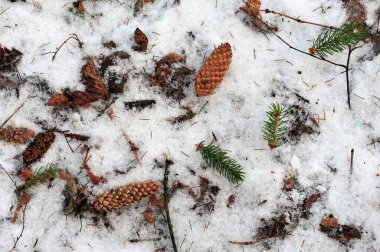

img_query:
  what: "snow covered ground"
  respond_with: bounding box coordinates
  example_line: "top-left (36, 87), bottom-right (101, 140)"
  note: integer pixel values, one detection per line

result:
top-left (0, 0), bottom-right (379, 251)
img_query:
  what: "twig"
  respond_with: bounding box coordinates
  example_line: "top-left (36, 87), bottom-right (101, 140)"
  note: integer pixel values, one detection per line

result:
top-left (228, 235), bottom-right (282, 246)
top-left (0, 102), bottom-right (25, 129)
top-left (0, 7), bottom-right (10, 16)
top-left (198, 101), bottom-right (209, 114)
top-left (0, 163), bottom-right (17, 189)
top-left (261, 9), bottom-right (335, 29)
top-left (127, 237), bottom-right (161, 243)
top-left (163, 159), bottom-right (178, 252)
top-left (52, 34), bottom-right (83, 61)
top-left (350, 149), bottom-right (354, 175)
top-left (268, 29), bottom-right (362, 109)
top-left (12, 203), bottom-right (28, 250)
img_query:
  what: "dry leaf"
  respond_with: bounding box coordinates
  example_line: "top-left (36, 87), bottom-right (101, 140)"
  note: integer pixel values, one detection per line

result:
top-left (304, 192), bottom-right (322, 208)
top-left (283, 177), bottom-right (296, 191)
top-left (63, 133), bottom-right (90, 141)
top-left (143, 207), bottom-right (155, 224)
top-left (133, 28), bottom-right (148, 52)
top-left (240, 0), bottom-right (271, 31)
top-left (150, 195), bottom-right (164, 208)
top-left (81, 57), bottom-right (109, 100)
top-left (12, 193), bottom-right (32, 223)
top-left (82, 145), bottom-right (106, 185)
top-left (227, 195), bottom-right (235, 208)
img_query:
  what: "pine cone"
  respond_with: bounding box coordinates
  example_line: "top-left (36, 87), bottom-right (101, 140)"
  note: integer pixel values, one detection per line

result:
top-left (93, 181), bottom-right (160, 212)
top-left (0, 127), bottom-right (34, 145)
top-left (195, 43), bottom-right (232, 96)
top-left (22, 132), bottom-right (55, 166)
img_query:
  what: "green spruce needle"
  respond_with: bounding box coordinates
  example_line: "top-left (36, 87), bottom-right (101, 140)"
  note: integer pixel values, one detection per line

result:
top-left (199, 143), bottom-right (245, 184)
top-left (262, 103), bottom-right (289, 149)
top-left (311, 23), bottom-right (369, 58)
top-left (16, 163), bottom-right (59, 196)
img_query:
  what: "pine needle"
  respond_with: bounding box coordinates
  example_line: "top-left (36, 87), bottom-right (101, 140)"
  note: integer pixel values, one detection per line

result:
top-left (311, 23), bottom-right (369, 58)
top-left (198, 143), bottom-right (245, 184)
top-left (262, 103), bottom-right (289, 149)
top-left (16, 164), bottom-right (59, 196)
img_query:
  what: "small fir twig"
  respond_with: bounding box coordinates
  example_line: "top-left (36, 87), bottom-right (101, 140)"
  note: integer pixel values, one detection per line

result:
top-left (269, 23), bottom-right (369, 109)
top-left (310, 23), bottom-right (369, 58)
top-left (197, 143), bottom-right (245, 184)
top-left (262, 103), bottom-right (289, 149)
top-left (15, 164), bottom-right (59, 196)
top-left (163, 159), bottom-right (178, 252)
top-left (0, 102), bottom-right (25, 129)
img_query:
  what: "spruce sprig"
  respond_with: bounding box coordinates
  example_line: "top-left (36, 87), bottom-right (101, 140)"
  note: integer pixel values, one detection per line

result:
top-left (16, 164), bottom-right (59, 196)
top-left (311, 23), bottom-right (369, 58)
top-left (262, 103), bottom-right (289, 149)
top-left (198, 143), bottom-right (245, 184)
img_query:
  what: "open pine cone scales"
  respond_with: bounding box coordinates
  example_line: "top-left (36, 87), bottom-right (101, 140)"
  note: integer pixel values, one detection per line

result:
top-left (93, 181), bottom-right (160, 212)
top-left (195, 43), bottom-right (232, 96)
top-left (0, 127), bottom-right (34, 145)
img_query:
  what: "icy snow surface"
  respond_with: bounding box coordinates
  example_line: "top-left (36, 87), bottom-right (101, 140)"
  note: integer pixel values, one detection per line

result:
top-left (0, 0), bottom-right (380, 251)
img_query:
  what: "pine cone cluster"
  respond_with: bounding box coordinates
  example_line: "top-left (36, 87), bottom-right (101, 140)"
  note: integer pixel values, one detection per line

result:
top-left (93, 181), bottom-right (160, 212)
top-left (195, 43), bottom-right (232, 96)
top-left (22, 132), bottom-right (55, 166)
top-left (0, 127), bottom-right (34, 145)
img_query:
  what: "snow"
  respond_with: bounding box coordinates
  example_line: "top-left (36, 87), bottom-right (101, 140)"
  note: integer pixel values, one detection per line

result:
top-left (1, 0), bottom-right (380, 251)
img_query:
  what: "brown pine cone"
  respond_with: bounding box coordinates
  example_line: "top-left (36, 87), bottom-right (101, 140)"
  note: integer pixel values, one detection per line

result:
top-left (0, 127), bottom-right (34, 145)
top-left (195, 43), bottom-right (232, 96)
top-left (93, 181), bottom-right (160, 212)
top-left (22, 132), bottom-right (55, 166)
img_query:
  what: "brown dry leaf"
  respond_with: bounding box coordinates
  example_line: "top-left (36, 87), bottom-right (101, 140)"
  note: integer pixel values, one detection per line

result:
top-left (82, 145), bottom-right (106, 185)
top-left (283, 177), bottom-right (296, 191)
top-left (0, 46), bottom-right (22, 73)
top-left (22, 132), bottom-right (55, 166)
top-left (0, 127), bottom-right (35, 145)
top-left (133, 28), bottom-right (148, 52)
top-left (256, 214), bottom-right (287, 241)
top-left (59, 171), bottom-right (89, 216)
top-left (343, 0), bottom-right (367, 24)
top-left (167, 106), bottom-right (196, 124)
top-left (63, 133), bottom-right (90, 141)
top-left (227, 195), bottom-right (235, 208)
top-left (12, 192), bottom-right (32, 223)
top-left (73, 0), bottom-right (85, 13)
top-left (320, 215), bottom-right (339, 229)
top-left (320, 215), bottom-right (361, 242)
top-left (81, 57), bottom-right (109, 100)
top-left (304, 192), bottom-right (322, 208)
top-left (240, 0), bottom-right (271, 31)
top-left (143, 207), bottom-right (155, 224)
top-left (160, 53), bottom-right (183, 64)
top-left (47, 91), bottom-right (99, 107)
top-left (150, 195), bottom-right (165, 208)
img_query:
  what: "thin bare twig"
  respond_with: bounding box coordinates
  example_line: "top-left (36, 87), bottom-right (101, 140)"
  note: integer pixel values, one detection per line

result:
top-left (0, 163), bottom-right (17, 189)
top-left (261, 9), bottom-right (335, 29)
top-left (52, 34), bottom-right (83, 61)
top-left (12, 203), bottom-right (28, 250)
top-left (0, 102), bottom-right (25, 129)
top-left (163, 159), bottom-right (178, 252)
